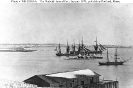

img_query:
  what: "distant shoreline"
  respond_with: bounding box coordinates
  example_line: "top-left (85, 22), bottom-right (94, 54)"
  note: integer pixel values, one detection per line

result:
top-left (0, 44), bottom-right (131, 48)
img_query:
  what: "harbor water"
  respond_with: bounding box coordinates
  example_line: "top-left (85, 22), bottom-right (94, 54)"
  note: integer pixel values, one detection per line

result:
top-left (0, 46), bottom-right (133, 88)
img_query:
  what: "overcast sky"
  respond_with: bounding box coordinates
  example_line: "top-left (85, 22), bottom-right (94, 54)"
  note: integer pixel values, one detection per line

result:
top-left (0, 3), bottom-right (133, 45)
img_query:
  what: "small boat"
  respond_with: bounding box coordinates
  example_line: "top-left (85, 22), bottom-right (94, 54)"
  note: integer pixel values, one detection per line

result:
top-left (64, 53), bottom-right (90, 60)
top-left (99, 47), bottom-right (131, 65)
top-left (89, 54), bottom-right (103, 59)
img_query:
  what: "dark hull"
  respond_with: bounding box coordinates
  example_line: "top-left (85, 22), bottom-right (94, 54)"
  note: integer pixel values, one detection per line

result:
top-left (99, 62), bottom-right (124, 65)
top-left (56, 51), bottom-right (102, 56)
top-left (90, 56), bottom-right (103, 59)
top-left (56, 53), bottom-right (78, 56)
top-left (88, 51), bottom-right (102, 54)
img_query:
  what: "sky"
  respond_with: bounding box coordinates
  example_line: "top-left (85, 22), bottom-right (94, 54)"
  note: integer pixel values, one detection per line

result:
top-left (0, 3), bottom-right (133, 45)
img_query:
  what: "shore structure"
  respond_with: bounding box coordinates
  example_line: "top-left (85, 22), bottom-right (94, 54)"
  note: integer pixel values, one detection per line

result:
top-left (24, 69), bottom-right (118, 88)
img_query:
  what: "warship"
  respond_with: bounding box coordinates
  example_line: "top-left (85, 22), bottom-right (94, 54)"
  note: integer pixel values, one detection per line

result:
top-left (55, 37), bottom-right (105, 57)
top-left (99, 48), bottom-right (131, 65)
top-left (87, 37), bottom-right (106, 55)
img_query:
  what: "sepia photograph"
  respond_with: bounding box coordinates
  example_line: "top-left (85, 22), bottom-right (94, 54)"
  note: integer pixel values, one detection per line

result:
top-left (0, 3), bottom-right (133, 88)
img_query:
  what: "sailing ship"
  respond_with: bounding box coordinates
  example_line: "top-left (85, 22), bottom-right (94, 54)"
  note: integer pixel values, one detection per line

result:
top-left (55, 41), bottom-right (79, 56)
top-left (55, 37), bottom-right (90, 56)
top-left (87, 37), bottom-right (106, 55)
top-left (55, 37), bottom-right (105, 57)
top-left (99, 48), bottom-right (130, 65)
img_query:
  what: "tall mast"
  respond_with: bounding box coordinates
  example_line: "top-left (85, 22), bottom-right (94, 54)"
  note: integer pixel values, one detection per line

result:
top-left (94, 36), bottom-right (98, 51)
top-left (81, 36), bottom-right (85, 55)
top-left (115, 48), bottom-right (118, 62)
top-left (58, 43), bottom-right (61, 54)
top-left (66, 40), bottom-right (69, 53)
top-left (96, 36), bottom-right (98, 51)
top-left (78, 40), bottom-right (81, 53)
top-left (82, 36), bottom-right (84, 49)
top-left (107, 47), bottom-right (109, 62)
top-left (73, 39), bottom-right (75, 52)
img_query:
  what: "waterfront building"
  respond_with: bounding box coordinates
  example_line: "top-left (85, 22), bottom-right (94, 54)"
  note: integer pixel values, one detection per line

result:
top-left (24, 69), bottom-right (118, 88)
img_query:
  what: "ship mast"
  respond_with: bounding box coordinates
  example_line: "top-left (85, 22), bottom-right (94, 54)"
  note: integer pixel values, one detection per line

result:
top-left (82, 36), bottom-right (84, 49)
top-left (58, 43), bottom-right (61, 54)
top-left (66, 40), bottom-right (70, 54)
top-left (94, 36), bottom-right (98, 51)
top-left (115, 48), bottom-right (118, 62)
top-left (81, 36), bottom-right (85, 56)
top-left (78, 40), bottom-right (81, 53)
top-left (73, 39), bottom-right (75, 53)
top-left (107, 47), bottom-right (109, 62)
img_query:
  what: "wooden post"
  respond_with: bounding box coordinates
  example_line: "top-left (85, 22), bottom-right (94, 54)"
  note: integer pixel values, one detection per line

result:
top-left (103, 84), bottom-right (105, 88)
top-left (113, 82), bottom-right (115, 88)
top-left (116, 81), bottom-right (118, 88)
top-left (89, 84), bottom-right (92, 88)
top-left (110, 82), bottom-right (113, 88)
top-left (109, 82), bottom-right (111, 88)
top-left (114, 82), bottom-right (116, 88)
top-left (104, 83), bottom-right (106, 88)
top-left (101, 84), bottom-right (105, 88)
top-left (105, 83), bottom-right (107, 88)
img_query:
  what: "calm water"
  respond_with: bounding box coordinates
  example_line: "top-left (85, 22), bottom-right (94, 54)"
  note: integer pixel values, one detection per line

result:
top-left (0, 47), bottom-right (133, 88)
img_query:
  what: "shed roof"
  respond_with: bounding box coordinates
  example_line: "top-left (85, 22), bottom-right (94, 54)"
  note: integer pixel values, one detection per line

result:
top-left (37, 75), bottom-right (59, 83)
top-left (46, 69), bottom-right (100, 79)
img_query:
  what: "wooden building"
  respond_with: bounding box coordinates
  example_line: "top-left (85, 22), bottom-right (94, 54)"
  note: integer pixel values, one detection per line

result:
top-left (24, 69), bottom-right (118, 88)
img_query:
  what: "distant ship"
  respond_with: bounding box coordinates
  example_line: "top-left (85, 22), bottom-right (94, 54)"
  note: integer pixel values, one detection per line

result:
top-left (0, 47), bottom-right (36, 52)
top-left (55, 41), bottom-right (81, 56)
top-left (87, 37), bottom-right (106, 55)
top-left (55, 37), bottom-right (105, 57)
top-left (99, 48), bottom-right (131, 65)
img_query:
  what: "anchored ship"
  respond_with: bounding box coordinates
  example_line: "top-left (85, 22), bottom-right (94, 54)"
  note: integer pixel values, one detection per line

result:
top-left (55, 37), bottom-right (105, 57)
top-left (99, 47), bottom-right (131, 65)
top-left (55, 40), bottom-right (82, 56)
top-left (87, 37), bottom-right (106, 55)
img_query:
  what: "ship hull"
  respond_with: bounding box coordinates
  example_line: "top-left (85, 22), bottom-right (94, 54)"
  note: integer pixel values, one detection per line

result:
top-left (56, 53), bottom-right (78, 56)
top-left (56, 51), bottom-right (103, 56)
top-left (90, 56), bottom-right (103, 59)
top-left (88, 51), bottom-right (102, 54)
top-left (64, 56), bottom-right (89, 60)
top-left (99, 62), bottom-right (124, 65)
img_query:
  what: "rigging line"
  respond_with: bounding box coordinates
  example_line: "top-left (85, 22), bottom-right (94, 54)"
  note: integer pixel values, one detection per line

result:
top-left (120, 56), bottom-right (132, 62)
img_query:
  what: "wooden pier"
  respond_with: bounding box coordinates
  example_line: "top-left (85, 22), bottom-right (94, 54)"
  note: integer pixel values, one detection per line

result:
top-left (82, 80), bottom-right (118, 88)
